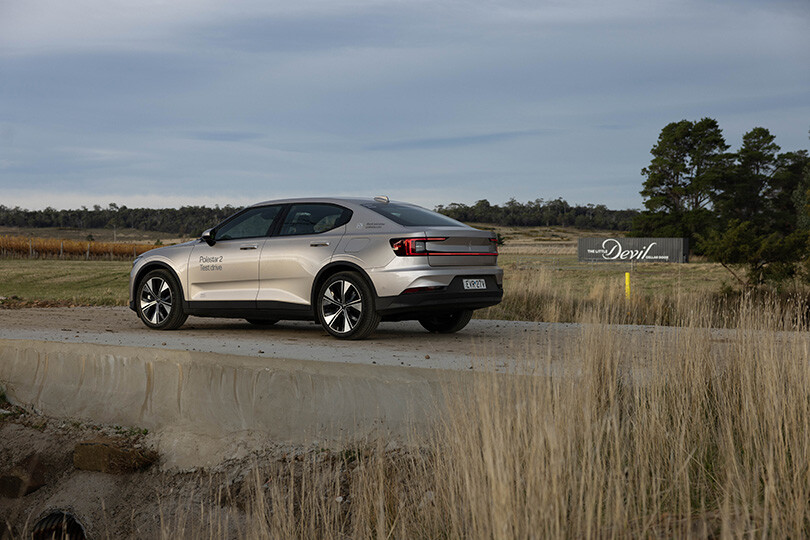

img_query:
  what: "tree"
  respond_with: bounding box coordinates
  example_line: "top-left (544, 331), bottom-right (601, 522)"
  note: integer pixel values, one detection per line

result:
top-left (699, 128), bottom-right (810, 285)
top-left (634, 118), bottom-right (730, 239)
top-left (633, 121), bottom-right (810, 285)
top-left (701, 220), bottom-right (808, 286)
top-left (713, 127), bottom-right (780, 227)
top-left (794, 146), bottom-right (810, 231)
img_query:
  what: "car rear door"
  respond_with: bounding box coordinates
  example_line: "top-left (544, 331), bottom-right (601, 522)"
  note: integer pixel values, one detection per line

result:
top-left (258, 203), bottom-right (350, 306)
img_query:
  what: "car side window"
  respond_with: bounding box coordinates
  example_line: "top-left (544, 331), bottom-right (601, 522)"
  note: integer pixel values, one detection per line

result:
top-left (215, 206), bottom-right (281, 241)
top-left (278, 204), bottom-right (351, 236)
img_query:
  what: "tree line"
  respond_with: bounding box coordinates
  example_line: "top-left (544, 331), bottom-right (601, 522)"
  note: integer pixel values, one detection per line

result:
top-left (0, 203), bottom-right (242, 237)
top-left (435, 199), bottom-right (637, 230)
top-left (0, 198), bottom-right (638, 236)
top-left (633, 119), bottom-right (810, 285)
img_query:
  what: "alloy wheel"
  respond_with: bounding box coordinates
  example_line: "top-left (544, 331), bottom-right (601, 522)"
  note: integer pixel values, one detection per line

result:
top-left (140, 276), bottom-right (173, 325)
top-left (321, 279), bottom-right (363, 334)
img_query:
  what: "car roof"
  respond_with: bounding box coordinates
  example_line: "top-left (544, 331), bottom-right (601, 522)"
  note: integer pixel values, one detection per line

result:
top-left (248, 197), bottom-right (413, 208)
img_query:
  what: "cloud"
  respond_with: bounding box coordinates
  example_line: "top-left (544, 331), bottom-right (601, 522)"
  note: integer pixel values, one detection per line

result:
top-left (0, 0), bottom-right (808, 211)
top-left (185, 131), bottom-right (265, 142)
top-left (366, 129), bottom-right (559, 151)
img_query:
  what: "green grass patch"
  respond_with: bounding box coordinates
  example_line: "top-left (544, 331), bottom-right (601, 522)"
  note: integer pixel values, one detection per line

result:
top-left (0, 259), bottom-right (131, 306)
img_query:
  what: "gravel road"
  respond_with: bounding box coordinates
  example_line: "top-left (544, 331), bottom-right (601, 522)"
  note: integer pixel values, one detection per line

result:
top-left (0, 306), bottom-right (668, 371)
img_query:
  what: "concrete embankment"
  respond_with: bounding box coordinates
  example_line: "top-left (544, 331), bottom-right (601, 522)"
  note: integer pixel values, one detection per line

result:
top-left (0, 308), bottom-right (696, 469)
top-left (0, 339), bottom-right (461, 468)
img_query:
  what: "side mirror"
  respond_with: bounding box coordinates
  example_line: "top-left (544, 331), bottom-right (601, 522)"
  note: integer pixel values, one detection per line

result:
top-left (201, 228), bottom-right (216, 246)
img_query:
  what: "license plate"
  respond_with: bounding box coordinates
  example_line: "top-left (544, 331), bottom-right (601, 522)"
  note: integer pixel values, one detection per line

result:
top-left (463, 278), bottom-right (487, 290)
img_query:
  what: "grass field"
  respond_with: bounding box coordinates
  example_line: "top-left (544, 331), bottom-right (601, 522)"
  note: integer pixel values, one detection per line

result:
top-left (0, 259), bottom-right (131, 306)
top-left (498, 252), bottom-right (729, 296)
top-left (0, 253), bottom-right (733, 317)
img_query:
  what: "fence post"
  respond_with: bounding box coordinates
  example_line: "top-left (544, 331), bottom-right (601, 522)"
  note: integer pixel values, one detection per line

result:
top-left (60, 241), bottom-right (64, 259)
top-left (625, 272), bottom-right (631, 300)
top-left (29, 238), bottom-right (32, 259)
top-left (86, 244), bottom-right (90, 260)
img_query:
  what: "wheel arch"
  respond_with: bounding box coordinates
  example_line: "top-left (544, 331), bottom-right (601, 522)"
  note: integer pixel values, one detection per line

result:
top-left (133, 262), bottom-right (185, 302)
top-left (310, 261), bottom-right (377, 308)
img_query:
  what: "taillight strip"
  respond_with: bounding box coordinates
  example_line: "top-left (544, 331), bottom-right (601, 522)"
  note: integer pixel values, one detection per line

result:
top-left (390, 237), bottom-right (498, 256)
top-left (426, 252), bottom-right (498, 256)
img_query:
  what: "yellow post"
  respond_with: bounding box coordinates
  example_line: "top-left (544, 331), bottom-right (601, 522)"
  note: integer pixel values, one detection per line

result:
top-left (625, 272), bottom-right (631, 300)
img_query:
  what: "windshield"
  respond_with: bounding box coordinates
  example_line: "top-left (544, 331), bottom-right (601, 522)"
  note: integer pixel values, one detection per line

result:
top-left (362, 202), bottom-right (465, 227)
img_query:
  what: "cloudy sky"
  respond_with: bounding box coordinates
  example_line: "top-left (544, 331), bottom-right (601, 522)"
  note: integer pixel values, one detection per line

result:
top-left (1, 0), bottom-right (808, 211)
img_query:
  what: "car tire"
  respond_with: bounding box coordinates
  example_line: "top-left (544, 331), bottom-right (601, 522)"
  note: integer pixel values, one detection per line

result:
top-left (136, 269), bottom-right (188, 330)
top-left (418, 310), bottom-right (473, 334)
top-left (317, 271), bottom-right (380, 340)
top-left (245, 318), bottom-right (279, 326)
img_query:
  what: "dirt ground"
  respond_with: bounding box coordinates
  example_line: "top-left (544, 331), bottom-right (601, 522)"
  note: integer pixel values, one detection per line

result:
top-left (0, 401), bottom-right (327, 539)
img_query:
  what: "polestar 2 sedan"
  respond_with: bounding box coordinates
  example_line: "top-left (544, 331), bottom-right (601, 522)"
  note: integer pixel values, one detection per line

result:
top-left (129, 197), bottom-right (503, 339)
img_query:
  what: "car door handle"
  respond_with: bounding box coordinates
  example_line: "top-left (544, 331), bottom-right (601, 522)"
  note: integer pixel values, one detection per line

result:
top-left (310, 241), bottom-right (330, 247)
top-left (240, 244), bottom-right (259, 250)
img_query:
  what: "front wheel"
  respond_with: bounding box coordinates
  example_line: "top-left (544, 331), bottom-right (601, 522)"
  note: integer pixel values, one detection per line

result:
top-left (317, 272), bottom-right (380, 340)
top-left (418, 310), bottom-right (473, 334)
top-left (136, 269), bottom-right (188, 330)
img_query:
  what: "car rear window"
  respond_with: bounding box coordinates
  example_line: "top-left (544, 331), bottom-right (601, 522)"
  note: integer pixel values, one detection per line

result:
top-left (362, 203), bottom-right (465, 227)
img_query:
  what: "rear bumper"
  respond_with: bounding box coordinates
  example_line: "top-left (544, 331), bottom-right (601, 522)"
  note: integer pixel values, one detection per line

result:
top-left (375, 275), bottom-right (503, 319)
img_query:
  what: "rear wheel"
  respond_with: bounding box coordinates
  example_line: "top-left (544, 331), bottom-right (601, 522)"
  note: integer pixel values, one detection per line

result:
top-left (317, 272), bottom-right (380, 340)
top-left (245, 318), bottom-right (279, 326)
top-left (137, 269), bottom-right (188, 330)
top-left (418, 310), bottom-right (473, 334)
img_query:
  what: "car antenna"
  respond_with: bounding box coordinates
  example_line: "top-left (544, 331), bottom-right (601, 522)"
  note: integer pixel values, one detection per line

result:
top-left (374, 195), bottom-right (390, 203)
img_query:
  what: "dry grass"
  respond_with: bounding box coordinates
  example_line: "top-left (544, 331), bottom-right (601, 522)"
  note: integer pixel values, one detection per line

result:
top-left (431, 299), bottom-right (810, 537)
top-left (476, 226), bottom-right (748, 326)
top-left (481, 255), bottom-right (806, 328)
top-left (0, 235), bottom-right (155, 260)
top-left (0, 225), bottom-right (191, 245)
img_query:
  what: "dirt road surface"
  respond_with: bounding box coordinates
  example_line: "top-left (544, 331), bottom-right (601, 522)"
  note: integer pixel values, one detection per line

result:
top-left (0, 306), bottom-right (643, 371)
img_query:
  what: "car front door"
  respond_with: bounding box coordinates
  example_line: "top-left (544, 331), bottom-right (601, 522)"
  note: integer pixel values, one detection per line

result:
top-left (187, 205), bottom-right (282, 303)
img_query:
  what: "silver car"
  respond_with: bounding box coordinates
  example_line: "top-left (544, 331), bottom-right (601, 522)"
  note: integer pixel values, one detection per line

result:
top-left (129, 197), bottom-right (503, 339)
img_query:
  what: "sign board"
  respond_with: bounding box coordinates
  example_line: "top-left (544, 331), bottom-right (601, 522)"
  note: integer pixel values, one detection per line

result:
top-left (577, 237), bottom-right (688, 263)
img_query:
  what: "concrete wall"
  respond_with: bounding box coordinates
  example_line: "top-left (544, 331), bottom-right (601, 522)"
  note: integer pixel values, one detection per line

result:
top-left (0, 339), bottom-right (464, 468)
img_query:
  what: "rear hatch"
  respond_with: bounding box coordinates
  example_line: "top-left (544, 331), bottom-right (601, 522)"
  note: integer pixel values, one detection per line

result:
top-left (423, 227), bottom-right (498, 267)
top-left (360, 200), bottom-right (498, 266)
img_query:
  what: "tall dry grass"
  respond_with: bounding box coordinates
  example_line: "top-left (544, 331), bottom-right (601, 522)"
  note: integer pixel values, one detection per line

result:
top-left (132, 295), bottom-right (810, 539)
top-left (433, 323), bottom-right (810, 537)
top-left (479, 264), bottom-right (810, 329)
